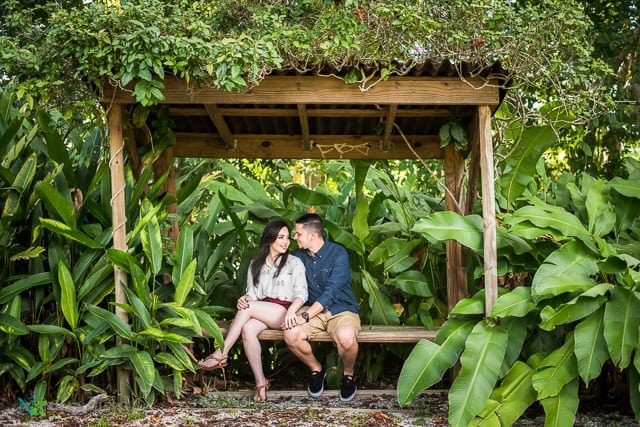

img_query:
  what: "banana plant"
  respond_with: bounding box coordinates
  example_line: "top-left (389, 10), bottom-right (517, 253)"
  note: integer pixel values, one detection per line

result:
top-left (398, 160), bottom-right (640, 426)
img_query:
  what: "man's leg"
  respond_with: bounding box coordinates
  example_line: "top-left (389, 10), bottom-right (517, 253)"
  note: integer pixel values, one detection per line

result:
top-left (284, 316), bottom-right (326, 397)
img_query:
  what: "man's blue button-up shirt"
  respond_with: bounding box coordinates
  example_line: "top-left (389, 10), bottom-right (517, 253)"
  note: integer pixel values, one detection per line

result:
top-left (293, 240), bottom-right (359, 315)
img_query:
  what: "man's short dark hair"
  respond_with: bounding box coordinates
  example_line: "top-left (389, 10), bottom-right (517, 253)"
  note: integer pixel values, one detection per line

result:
top-left (296, 213), bottom-right (324, 236)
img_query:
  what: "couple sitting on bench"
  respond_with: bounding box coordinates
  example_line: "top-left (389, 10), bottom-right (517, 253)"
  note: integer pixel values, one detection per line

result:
top-left (198, 213), bottom-right (360, 403)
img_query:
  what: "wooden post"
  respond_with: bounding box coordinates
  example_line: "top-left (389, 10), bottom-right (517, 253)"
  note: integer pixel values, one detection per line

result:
top-left (478, 105), bottom-right (498, 314)
top-left (108, 104), bottom-right (131, 404)
top-left (444, 145), bottom-right (467, 310)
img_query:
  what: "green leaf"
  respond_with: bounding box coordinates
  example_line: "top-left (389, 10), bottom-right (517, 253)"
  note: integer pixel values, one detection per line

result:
top-left (0, 272), bottom-right (50, 304)
top-left (137, 327), bottom-right (192, 344)
top-left (450, 290), bottom-right (485, 315)
top-left (86, 304), bottom-right (134, 340)
top-left (58, 262), bottom-right (79, 330)
top-left (220, 161), bottom-right (273, 206)
top-left (174, 259), bottom-right (197, 307)
top-left (38, 218), bottom-right (104, 249)
top-left (34, 182), bottom-right (76, 228)
top-left (37, 109), bottom-right (76, 186)
top-left (130, 350), bottom-right (155, 396)
top-left (2, 153), bottom-right (37, 219)
top-left (448, 321), bottom-right (508, 427)
top-left (412, 212), bottom-right (483, 252)
top-left (283, 183), bottom-right (338, 208)
top-left (194, 309), bottom-right (224, 347)
top-left (0, 312), bottom-right (29, 335)
top-left (540, 378), bottom-right (579, 427)
top-left (507, 204), bottom-right (592, 245)
top-left (531, 241), bottom-right (599, 300)
top-left (140, 200), bottom-right (163, 275)
top-left (27, 324), bottom-right (76, 339)
top-left (473, 361), bottom-right (537, 426)
top-left (610, 177), bottom-right (640, 199)
top-left (123, 286), bottom-right (152, 329)
top-left (172, 224), bottom-right (194, 287)
top-left (532, 335), bottom-right (578, 399)
top-left (397, 318), bottom-right (475, 406)
top-left (539, 284), bottom-right (611, 331)
top-left (387, 270), bottom-right (433, 298)
top-left (491, 286), bottom-right (535, 318)
top-left (499, 125), bottom-right (555, 208)
top-left (604, 286), bottom-right (640, 369)
top-left (574, 306), bottom-right (609, 385)
top-left (585, 180), bottom-right (615, 237)
top-left (155, 352), bottom-right (187, 371)
top-left (361, 270), bottom-right (399, 325)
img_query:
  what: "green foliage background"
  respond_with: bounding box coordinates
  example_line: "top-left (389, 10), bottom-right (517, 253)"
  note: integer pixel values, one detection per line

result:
top-left (0, 0), bottom-right (639, 425)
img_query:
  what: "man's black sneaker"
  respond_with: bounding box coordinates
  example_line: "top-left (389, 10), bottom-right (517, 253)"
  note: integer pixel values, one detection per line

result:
top-left (308, 369), bottom-right (326, 398)
top-left (339, 374), bottom-right (357, 402)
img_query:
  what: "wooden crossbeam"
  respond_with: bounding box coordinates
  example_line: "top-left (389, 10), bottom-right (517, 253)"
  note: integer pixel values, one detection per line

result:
top-left (172, 133), bottom-right (442, 159)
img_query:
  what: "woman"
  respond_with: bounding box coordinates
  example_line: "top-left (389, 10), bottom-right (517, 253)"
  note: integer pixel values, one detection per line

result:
top-left (198, 219), bottom-right (308, 402)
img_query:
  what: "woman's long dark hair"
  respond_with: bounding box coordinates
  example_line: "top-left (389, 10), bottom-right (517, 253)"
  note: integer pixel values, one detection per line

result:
top-left (250, 219), bottom-right (290, 288)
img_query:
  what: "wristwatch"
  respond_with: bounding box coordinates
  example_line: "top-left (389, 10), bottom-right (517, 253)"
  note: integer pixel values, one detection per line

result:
top-left (301, 312), bottom-right (310, 322)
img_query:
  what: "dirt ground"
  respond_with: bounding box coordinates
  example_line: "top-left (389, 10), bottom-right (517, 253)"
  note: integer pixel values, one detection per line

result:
top-left (2, 387), bottom-right (639, 427)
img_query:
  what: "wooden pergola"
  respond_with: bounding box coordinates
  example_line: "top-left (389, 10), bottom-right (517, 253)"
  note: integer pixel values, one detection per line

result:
top-left (102, 61), bottom-right (509, 401)
top-left (102, 59), bottom-right (508, 334)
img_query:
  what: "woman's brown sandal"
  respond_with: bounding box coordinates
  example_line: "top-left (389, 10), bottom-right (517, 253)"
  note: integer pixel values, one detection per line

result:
top-left (253, 380), bottom-right (270, 403)
top-left (197, 354), bottom-right (228, 371)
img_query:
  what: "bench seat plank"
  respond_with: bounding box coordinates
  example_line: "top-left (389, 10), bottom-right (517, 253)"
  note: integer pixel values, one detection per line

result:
top-left (217, 322), bottom-right (435, 343)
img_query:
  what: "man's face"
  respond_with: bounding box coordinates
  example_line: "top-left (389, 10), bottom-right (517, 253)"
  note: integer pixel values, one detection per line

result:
top-left (293, 224), bottom-right (312, 250)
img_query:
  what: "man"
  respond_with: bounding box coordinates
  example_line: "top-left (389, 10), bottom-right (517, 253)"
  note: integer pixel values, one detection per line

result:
top-left (283, 213), bottom-right (361, 402)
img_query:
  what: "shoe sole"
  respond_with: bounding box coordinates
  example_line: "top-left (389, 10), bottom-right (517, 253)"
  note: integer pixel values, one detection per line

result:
top-left (308, 373), bottom-right (326, 398)
top-left (339, 386), bottom-right (357, 402)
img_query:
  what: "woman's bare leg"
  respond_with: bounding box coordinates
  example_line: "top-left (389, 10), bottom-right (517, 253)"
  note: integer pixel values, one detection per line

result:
top-left (200, 301), bottom-right (285, 368)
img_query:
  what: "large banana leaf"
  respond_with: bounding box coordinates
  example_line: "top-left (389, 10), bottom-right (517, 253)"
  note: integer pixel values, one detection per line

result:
top-left (397, 318), bottom-right (475, 406)
top-left (491, 286), bottom-right (535, 318)
top-left (539, 283), bottom-right (611, 331)
top-left (498, 317), bottom-right (528, 378)
top-left (219, 161), bottom-right (273, 206)
top-left (499, 125), bottom-right (555, 208)
top-left (351, 159), bottom-right (370, 240)
top-left (360, 270), bottom-right (399, 325)
top-left (448, 321), bottom-right (508, 427)
top-left (386, 270), bottom-right (433, 298)
top-left (323, 219), bottom-right (365, 255)
top-left (574, 306), bottom-right (609, 385)
top-left (604, 286), bottom-right (640, 369)
top-left (283, 183), bottom-right (337, 208)
top-left (531, 334), bottom-right (577, 399)
top-left (58, 261), bottom-right (79, 330)
top-left (368, 237), bottom-right (420, 274)
top-left (610, 177), bottom-right (640, 199)
top-left (412, 212), bottom-right (484, 252)
top-left (540, 377), bottom-right (579, 427)
top-left (507, 204), bottom-right (592, 246)
top-left (585, 179), bottom-right (616, 237)
top-left (471, 361), bottom-right (537, 426)
top-left (531, 241), bottom-right (599, 300)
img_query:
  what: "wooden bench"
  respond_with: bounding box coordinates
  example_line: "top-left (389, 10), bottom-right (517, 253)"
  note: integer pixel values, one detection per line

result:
top-left (217, 322), bottom-right (436, 343)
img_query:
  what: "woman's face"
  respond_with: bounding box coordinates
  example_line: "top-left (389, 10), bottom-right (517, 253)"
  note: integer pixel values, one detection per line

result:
top-left (270, 226), bottom-right (291, 256)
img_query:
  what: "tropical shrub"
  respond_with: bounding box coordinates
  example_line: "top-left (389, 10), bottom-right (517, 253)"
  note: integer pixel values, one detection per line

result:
top-left (398, 157), bottom-right (640, 425)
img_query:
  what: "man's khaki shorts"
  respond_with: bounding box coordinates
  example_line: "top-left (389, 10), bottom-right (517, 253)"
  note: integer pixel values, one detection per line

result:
top-left (297, 307), bottom-right (361, 340)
